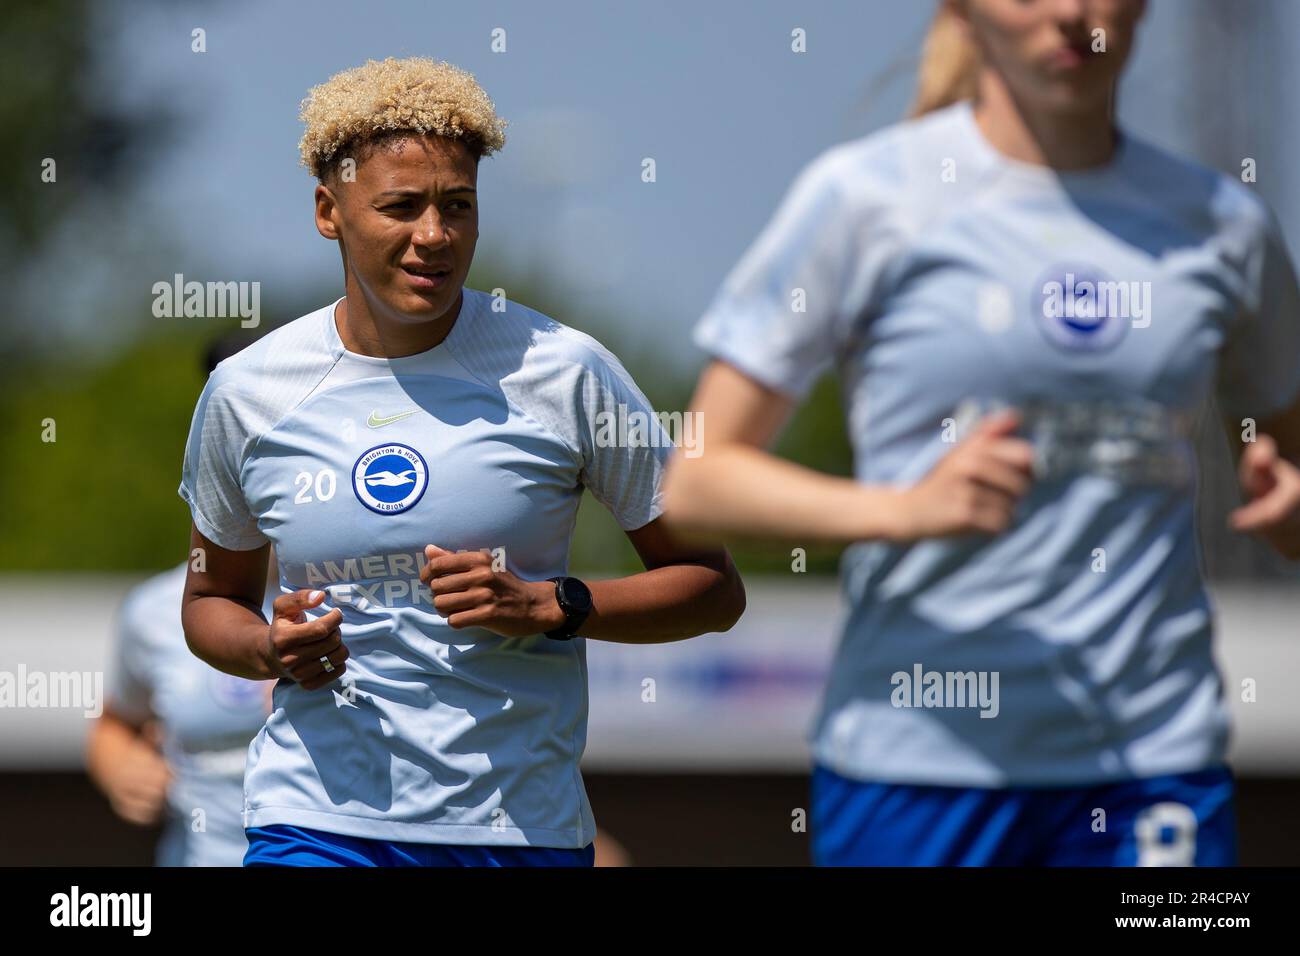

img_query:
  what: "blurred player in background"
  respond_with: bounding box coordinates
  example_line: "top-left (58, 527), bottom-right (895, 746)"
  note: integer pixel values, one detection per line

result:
top-left (179, 58), bottom-right (743, 867)
top-left (88, 335), bottom-right (276, 866)
top-left (664, 0), bottom-right (1300, 865)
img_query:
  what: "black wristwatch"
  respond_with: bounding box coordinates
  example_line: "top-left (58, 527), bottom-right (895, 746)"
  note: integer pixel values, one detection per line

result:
top-left (544, 576), bottom-right (592, 640)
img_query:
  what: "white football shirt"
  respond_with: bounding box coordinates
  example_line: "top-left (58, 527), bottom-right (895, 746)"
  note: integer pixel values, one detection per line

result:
top-left (179, 287), bottom-right (671, 845)
top-left (695, 100), bottom-right (1300, 786)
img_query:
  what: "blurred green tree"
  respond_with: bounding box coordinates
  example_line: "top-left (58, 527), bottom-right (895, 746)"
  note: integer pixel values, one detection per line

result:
top-left (0, 0), bottom-right (175, 358)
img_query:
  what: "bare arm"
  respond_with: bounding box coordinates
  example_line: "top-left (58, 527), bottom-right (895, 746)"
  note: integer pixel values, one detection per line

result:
top-left (1256, 392), bottom-right (1300, 466)
top-left (662, 361), bottom-right (1035, 546)
top-left (578, 516), bottom-right (745, 643)
top-left (85, 705), bottom-right (171, 826)
top-left (421, 518), bottom-right (745, 645)
top-left (1219, 402), bottom-right (1300, 466)
top-left (661, 361), bottom-right (906, 543)
top-left (182, 524), bottom-right (348, 689)
top-left (181, 525), bottom-right (278, 680)
top-left (1222, 392), bottom-right (1300, 558)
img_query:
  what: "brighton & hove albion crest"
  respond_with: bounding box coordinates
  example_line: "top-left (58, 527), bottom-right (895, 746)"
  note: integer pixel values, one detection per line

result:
top-left (1033, 264), bottom-right (1129, 353)
top-left (352, 443), bottom-right (428, 515)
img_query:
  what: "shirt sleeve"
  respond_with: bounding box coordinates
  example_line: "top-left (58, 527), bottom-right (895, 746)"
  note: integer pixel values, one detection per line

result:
top-left (177, 373), bottom-right (268, 551)
top-left (574, 341), bottom-right (673, 532)
top-left (104, 592), bottom-right (155, 724)
top-left (693, 148), bottom-right (877, 400)
top-left (1217, 209), bottom-right (1300, 423)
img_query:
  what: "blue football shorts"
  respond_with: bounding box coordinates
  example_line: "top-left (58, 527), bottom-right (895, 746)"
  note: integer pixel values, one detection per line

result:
top-left (810, 763), bottom-right (1236, 866)
top-left (244, 823), bottom-right (596, 867)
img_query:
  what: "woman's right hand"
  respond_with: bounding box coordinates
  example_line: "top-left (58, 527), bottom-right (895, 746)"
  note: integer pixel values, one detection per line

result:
top-left (892, 410), bottom-right (1036, 541)
top-left (263, 589), bottom-right (349, 690)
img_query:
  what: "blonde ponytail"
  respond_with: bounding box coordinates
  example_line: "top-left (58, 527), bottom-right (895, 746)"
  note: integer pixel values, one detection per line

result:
top-left (910, 3), bottom-right (980, 118)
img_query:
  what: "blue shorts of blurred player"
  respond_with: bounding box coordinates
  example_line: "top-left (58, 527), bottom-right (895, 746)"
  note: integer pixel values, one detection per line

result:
top-left (244, 824), bottom-right (595, 867)
top-left (811, 763), bottom-right (1236, 866)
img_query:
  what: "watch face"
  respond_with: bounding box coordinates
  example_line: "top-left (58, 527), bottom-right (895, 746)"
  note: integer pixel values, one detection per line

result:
top-left (559, 577), bottom-right (593, 614)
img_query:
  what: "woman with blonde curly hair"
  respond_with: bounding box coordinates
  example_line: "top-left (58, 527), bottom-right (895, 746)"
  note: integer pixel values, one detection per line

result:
top-left (179, 57), bottom-right (743, 867)
top-left (665, 0), bottom-right (1300, 865)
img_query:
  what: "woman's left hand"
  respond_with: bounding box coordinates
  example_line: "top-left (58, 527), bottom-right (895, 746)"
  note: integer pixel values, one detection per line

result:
top-left (420, 544), bottom-right (565, 637)
top-left (1229, 434), bottom-right (1300, 559)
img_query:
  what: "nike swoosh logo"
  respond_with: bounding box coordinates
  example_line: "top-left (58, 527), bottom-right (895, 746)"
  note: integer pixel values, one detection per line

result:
top-left (367, 409), bottom-right (418, 428)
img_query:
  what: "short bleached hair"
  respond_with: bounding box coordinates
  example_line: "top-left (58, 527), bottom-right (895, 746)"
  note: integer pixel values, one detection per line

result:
top-left (298, 57), bottom-right (507, 182)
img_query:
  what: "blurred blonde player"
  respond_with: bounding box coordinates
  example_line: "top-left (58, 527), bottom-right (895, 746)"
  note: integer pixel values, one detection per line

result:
top-left (665, 0), bottom-right (1300, 865)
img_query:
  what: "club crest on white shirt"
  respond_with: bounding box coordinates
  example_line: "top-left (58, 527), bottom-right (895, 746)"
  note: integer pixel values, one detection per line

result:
top-left (352, 443), bottom-right (428, 515)
top-left (1033, 264), bottom-right (1133, 352)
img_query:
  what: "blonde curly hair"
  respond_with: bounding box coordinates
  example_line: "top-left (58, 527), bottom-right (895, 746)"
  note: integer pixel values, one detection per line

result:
top-left (298, 57), bottom-right (507, 181)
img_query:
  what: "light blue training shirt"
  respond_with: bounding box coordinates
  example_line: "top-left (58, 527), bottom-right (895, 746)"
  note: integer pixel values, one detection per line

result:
top-left (694, 100), bottom-right (1300, 787)
top-left (179, 287), bottom-right (670, 846)
top-left (107, 562), bottom-right (273, 865)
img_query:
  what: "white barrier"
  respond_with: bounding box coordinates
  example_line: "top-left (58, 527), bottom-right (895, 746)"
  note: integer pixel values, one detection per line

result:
top-left (0, 575), bottom-right (1295, 774)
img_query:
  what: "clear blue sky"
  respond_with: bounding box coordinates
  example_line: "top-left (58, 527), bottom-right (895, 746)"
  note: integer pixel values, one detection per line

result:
top-left (71, 0), bottom-right (1300, 360)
